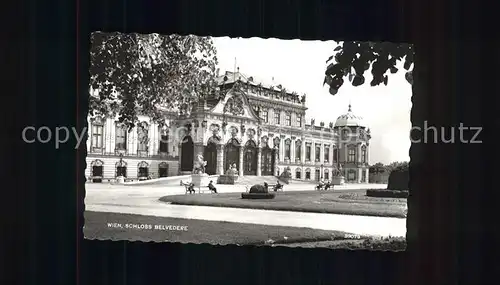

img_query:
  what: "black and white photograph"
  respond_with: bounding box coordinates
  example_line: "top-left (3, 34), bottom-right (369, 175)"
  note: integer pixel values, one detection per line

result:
top-left (84, 33), bottom-right (412, 250)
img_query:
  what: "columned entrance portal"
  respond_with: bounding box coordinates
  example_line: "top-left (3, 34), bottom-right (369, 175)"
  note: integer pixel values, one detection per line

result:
top-left (204, 140), bottom-right (218, 175)
top-left (261, 146), bottom-right (275, 176)
top-left (224, 138), bottom-right (240, 172)
top-left (180, 135), bottom-right (194, 172)
top-left (243, 140), bottom-right (258, 175)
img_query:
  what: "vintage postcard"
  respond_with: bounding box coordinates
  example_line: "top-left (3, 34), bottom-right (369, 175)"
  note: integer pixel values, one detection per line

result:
top-left (84, 33), bottom-right (411, 250)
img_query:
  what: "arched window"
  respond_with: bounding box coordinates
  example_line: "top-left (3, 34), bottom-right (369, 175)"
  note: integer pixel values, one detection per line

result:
top-left (295, 168), bottom-right (302, 179)
top-left (324, 169), bottom-right (330, 180)
top-left (361, 145), bottom-right (367, 163)
top-left (158, 162), bottom-right (169, 177)
top-left (90, 159), bottom-right (104, 182)
top-left (348, 146), bottom-right (356, 162)
top-left (295, 140), bottom-right (302, 162)
top-left (305, 168), bottom-right (311, 180)
top-left (115, 159), bottom-right (127, 177)
top-left (284, 139), bottom-right (291, 160)
top-left (137, 161), bottom-right (149, 178)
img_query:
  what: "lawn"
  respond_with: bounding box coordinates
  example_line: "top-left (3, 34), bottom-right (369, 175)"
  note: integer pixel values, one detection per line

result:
top-left (84, 211), bottom-right (355, 246)
top-left (159, 190), bottom-right (407, 218)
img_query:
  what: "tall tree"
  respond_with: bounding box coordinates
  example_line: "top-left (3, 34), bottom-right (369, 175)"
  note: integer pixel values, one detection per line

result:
top-left (323, 41), bottom-right (414, 96)
top-left (89, 32), bottom-right (219, 130)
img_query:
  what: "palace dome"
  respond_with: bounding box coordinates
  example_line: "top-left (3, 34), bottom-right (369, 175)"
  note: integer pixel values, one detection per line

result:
top-left (334, 104), bottom-right (366, 128)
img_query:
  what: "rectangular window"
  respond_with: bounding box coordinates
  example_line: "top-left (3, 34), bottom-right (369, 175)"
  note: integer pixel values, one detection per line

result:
top-left (285, 142), bottom-right (291, 160)
top-left (296, 114), bottom-right (302, 127)
top-left (159, 134), bottom-right (169, 153)
top-left (315, 144), bottom-right (321, 162)
top-left (361, 147), bottom-right (367, 163)
top-left (305, 144), bottom-right (311, 162)
top-left (333, 148), bottom-right (338, 162)
top-left (324, 145), bottom-right (330, 163)
top-left (285, 112), bottom-right (291, 126)
top-left (274, 111), bottom-right (281, 124)
top-left (348, 148), bottom-right (356, 162)
top-left (115, 125), bottom-right (127, 150)
top-left (261, 108), bottom-right (269, 123)
top-left (324, 172), bottom-right (329, 180)
top-left (295, 141), bottom-right (302, 161)
top-left (92, 124), bottom-right (103, 149)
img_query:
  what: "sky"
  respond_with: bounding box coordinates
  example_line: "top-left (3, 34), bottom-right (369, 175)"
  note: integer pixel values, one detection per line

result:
top-left (212, 37), bottom-right (412, 165)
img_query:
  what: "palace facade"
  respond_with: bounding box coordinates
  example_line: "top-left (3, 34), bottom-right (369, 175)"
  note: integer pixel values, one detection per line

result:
top-left (85, 71), bottom-right (371, 183)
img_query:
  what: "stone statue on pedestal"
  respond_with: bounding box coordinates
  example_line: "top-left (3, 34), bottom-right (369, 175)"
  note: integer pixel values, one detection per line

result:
top-left (193, 154), bottom-right (207, 174)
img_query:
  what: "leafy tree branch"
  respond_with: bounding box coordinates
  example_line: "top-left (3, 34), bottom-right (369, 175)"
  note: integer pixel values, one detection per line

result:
top-left (89, 32), bottom-right (219, 130)
top-left (323, 41), bottom-right (415, 95)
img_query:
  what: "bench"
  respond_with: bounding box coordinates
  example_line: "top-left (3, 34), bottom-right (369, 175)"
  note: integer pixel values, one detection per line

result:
top-left (182, 182), bottom-right (216, 194)
top-left (268, 184), bottom-right (284, 192)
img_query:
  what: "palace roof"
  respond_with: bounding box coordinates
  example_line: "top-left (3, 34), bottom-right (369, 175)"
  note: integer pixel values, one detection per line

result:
top-left (334, 104), bottom-right (366, 128)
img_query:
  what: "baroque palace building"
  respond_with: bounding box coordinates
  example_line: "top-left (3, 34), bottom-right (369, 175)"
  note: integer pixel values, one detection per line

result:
top-left (85, 71), bottom-right (371, 183)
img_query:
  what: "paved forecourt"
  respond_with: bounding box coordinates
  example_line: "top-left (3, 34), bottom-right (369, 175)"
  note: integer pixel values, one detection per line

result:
top-left (84, 182), bottom-right (405, 237)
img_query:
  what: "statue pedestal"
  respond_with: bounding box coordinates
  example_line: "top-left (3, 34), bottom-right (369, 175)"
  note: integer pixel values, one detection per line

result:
top-left (332, 176), bottom-right (345, 185)
top-left (191, 173), bottom-right (210, 187)
top-left (116, 176), bottom-right (125, 184)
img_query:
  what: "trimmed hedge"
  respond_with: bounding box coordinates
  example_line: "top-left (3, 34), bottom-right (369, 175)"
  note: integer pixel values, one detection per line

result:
top-left (366, 189), bottom-right (409, 198)
top-left (241, 192), bottom-right (276, 199)
top-left (249, 184), bottom-right (268, 194)
top-left (331, 237), bottom-right (406, 251)
top-left (387, 165), bottom-right (409, 191)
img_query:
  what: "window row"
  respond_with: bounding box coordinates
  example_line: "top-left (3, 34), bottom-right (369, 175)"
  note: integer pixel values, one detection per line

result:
top-left (292, 168), bottom-right (367, 182)
top-left (89, 160), bottom-right (170, 180)
top-left (279, 141), bottom-right (367, 163)
top-left (90, 122), bottom-right (171, 154)
top-left (259, 108), bottom-right (303, 127)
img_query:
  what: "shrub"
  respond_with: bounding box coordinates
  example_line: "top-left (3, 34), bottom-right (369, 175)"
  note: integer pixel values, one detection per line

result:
top-left (366, 189), bottom-right (409, 198)
top-left (241, 192), bottom-right (276, 199)
top-left (249, 184), bottom-right (268, 194)
top-left (387, 164), bottom-right (409, 190)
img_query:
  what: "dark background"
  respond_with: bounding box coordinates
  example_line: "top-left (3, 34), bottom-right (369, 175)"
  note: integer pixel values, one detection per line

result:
top-left (4, 0), bottom-right (494, 284)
